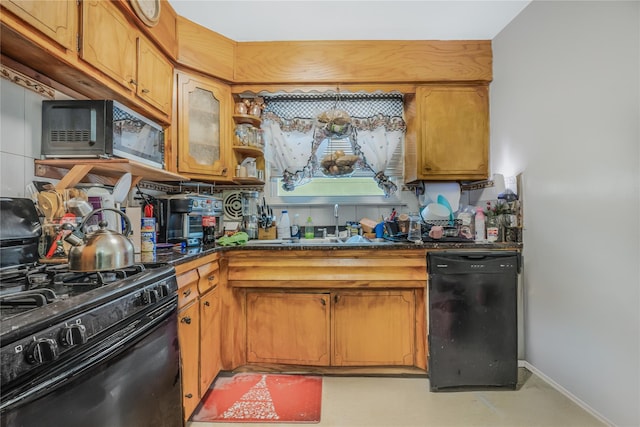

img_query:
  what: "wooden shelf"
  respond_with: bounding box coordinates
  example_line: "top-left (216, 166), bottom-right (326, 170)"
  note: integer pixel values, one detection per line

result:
top-left (35, 159), bottom-right (189, 190)
top-left (232, 145), bottom-right (264, 157)
top-left (233, 114), bottom-right (262, 127)
top-left (232, 177), bottom-right (265, 185)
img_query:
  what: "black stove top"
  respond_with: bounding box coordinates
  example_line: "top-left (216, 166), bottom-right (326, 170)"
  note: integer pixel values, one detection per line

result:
top-left (0, 263), bottom-right (152, 320)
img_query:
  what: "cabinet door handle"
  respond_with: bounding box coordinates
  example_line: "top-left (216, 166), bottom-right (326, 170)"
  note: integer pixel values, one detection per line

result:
top-left (334, 294), bottom-right (340, 304)
top-left (208, 275), bottom-right (215, 281)
top-left (185, 393), bottom-right (193, 399)
top-left (204, 301), bottom-right (210, 306)
top-left (141, 88), bottom-right (150, 94)
top-left (320, 298), bottom-right (326, 306)
top-left (129, 79), bottom-right (138, 85)
top-left (183, 289), bottom-right (191, 297)
top-left (180, 317), bottom-right (191, 324)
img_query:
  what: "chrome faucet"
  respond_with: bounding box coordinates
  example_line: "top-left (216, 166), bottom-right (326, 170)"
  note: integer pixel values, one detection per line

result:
top-left (334, 204), bottom-right (339, 238)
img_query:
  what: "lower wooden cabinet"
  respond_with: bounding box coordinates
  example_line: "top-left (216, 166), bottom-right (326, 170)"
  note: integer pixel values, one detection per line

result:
top-left (199, 286), bottom-right (221, 393)
top-left (245, 290), bottom-right (415, 367)
top-left (177, 301), bottom-right (200, 418)
top-left (175, 253), bottom-right (221, 421)
top-left (332, 290), bottom-right (415, 366)
top-left (246, 292), bottom-right (330, 365)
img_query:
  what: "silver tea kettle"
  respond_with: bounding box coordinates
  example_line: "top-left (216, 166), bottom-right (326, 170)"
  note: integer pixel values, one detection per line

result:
top-left (62, 208), bottom-right (135, 272)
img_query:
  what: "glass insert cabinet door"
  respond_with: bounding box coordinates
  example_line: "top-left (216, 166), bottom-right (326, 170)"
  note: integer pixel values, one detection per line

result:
top-left (177, 72), bottom-right (231, 178)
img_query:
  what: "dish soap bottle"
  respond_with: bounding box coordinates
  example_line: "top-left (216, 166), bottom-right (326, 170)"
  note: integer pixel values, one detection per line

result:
top-left (304, 216), bottom-right (315, 239)
top-left (291, 213), bottom-right (300, 238)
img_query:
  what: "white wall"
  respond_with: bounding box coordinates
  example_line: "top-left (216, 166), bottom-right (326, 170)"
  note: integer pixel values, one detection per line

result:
top-left (491, 2), bottom-right (640, 426)
top-left (0, 78), bottom-right (43, 197)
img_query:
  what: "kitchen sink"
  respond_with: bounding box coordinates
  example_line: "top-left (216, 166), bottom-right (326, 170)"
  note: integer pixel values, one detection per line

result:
top-left (245, 237), bottom-right (397, 246)
top-left (283, 236), bottom-right (396, 246)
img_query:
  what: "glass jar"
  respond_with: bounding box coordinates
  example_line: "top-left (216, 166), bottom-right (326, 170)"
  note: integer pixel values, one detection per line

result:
top-left (249, 103), bottom-right (262, 117)
top-left (486, 216), bottom-right (499, 242)
top-left (407, 213), bottom-right (422, 243)
top-left (235, 102), bottom-right (248, 115)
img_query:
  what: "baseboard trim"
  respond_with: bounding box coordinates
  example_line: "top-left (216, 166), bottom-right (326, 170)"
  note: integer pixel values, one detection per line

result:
top-left (522, 361), bottom-right (615, 427)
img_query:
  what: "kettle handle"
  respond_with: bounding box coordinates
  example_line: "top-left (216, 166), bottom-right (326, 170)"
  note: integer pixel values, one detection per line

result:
top-left (79, 208), bottom-right (133, 237)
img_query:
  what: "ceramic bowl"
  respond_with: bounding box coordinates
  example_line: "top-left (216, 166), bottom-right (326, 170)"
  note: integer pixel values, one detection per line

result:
top-left (420, 203), bottom-right (450, 223)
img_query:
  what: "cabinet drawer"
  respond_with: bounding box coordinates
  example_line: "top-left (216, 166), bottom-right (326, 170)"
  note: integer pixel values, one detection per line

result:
top-left (197, 262), bottom-right (219, 294)
top-left (177, 269), bottom-right (199, 308)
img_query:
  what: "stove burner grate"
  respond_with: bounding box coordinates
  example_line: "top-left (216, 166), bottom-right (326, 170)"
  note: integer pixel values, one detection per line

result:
top-left (0, 263), bottom-right (150, 319)
top-left (0, 288), bottom-right (57, 308)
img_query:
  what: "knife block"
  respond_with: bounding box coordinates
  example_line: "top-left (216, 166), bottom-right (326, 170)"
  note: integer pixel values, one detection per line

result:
top-left (259, 226), bottom-right (276, 240)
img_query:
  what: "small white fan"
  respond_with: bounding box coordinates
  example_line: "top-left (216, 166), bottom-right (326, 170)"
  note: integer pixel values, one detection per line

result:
top-left (222, 191), bottom-right (243, 221)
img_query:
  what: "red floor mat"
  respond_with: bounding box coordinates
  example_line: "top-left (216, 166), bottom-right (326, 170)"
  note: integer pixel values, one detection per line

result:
top-left (191, 373), bottom-right (322, 423)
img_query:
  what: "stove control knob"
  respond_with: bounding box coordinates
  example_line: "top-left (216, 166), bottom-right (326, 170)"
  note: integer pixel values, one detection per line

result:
top-left (142, 288), bottom-right (160, 305)
top-left (26, 338), bottom-right (59, 364)
top-left (157, 284), bottom-right (170, 298)
top-left (59, 324), bottom-right (88, 347)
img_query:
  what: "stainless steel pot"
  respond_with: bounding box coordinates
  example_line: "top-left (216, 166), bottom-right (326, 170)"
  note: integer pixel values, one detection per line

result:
top-left (63, 208), bottom-right (135, 272)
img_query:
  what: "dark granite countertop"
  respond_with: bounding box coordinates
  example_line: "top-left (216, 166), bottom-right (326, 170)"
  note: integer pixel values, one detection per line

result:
top-left (147, 240), bottom-right (522, 267)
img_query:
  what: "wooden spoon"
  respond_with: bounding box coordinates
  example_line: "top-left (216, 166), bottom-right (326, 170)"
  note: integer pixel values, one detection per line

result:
top-left (37, 193), bottom-right (55, 220)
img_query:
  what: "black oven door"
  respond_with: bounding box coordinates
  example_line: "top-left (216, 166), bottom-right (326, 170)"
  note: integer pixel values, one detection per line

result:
top-left (0, 298), bottom-right (182, 427)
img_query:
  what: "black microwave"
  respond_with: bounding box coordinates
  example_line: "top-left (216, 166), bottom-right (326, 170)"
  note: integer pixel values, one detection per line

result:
top-left (41, 100), bottom-right (165, 169)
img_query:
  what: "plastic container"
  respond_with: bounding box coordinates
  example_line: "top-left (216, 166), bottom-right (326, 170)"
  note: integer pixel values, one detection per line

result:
top-left (407, 213), bottom-right (422, 243)
top-left (277, 210), bottom-right (291, 239)
top-left (141, 217), bottom-right (156, 252)
top-left (304, 217), bottom-right (315, 239)
top-left (291, 213), bottom-right (300, 238)
top-left (474, 206), bottom-right (486, 241)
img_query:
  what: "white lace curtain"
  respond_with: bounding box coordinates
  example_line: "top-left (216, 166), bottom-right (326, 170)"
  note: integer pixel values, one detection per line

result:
top-left (261, 115), bottom-right (315, 191)
top-left (261, 93), bottom-right (406, 196)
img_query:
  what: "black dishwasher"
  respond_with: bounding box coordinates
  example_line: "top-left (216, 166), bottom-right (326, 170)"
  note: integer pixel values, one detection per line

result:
top-left (427, 251), bottom-right (519, 391)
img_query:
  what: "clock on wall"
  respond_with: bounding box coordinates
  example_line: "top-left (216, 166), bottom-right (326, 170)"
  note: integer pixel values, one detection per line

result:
top-left (130, 0), bottom-right (161, 27)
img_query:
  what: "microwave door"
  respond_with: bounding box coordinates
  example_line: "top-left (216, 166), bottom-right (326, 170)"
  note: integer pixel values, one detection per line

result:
top-left (42, 103), bottom-right (107, 157)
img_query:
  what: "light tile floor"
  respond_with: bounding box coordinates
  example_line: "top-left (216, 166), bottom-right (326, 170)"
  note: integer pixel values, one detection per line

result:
top-left (187, 369), bottom-right (606, 427)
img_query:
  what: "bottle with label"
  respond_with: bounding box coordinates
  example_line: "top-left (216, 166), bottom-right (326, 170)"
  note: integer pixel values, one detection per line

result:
top-left (202, 200), bottom-right (217, 245)
top-left (291, 213), bottom-right (300, 238)
top-left (474, 206), bottom-right (486, 241)
top-left (277, 210), bottom-right (291, 239)
top-left (304, 216), bottom-right (314, 239)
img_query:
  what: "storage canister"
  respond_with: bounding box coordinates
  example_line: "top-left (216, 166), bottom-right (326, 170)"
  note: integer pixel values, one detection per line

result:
top-left (140, 217), bottom-right (156, 252)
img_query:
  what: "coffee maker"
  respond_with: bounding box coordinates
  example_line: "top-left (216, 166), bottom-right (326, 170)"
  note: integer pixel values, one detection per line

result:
top-left (154, 194), bottom-right (224, 246)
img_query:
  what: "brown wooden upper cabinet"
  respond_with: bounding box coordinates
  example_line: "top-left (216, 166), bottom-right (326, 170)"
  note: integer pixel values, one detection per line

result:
top-left (176, 71), bottom-right (232, 180)
top-left (414, 85), bottom-right (489, 181)
top-left (81, 0), bottom-right (172, 115)
top-left (136, 36), bottom-right (173, 114)
top-left (1, 0), bottom-right (77, 51)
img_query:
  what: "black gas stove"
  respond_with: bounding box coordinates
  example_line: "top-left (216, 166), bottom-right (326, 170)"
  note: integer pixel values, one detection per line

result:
top-left (0, 262), bottom-right (167, 320)
top-left (0, 197), bottom-right (182, 427)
